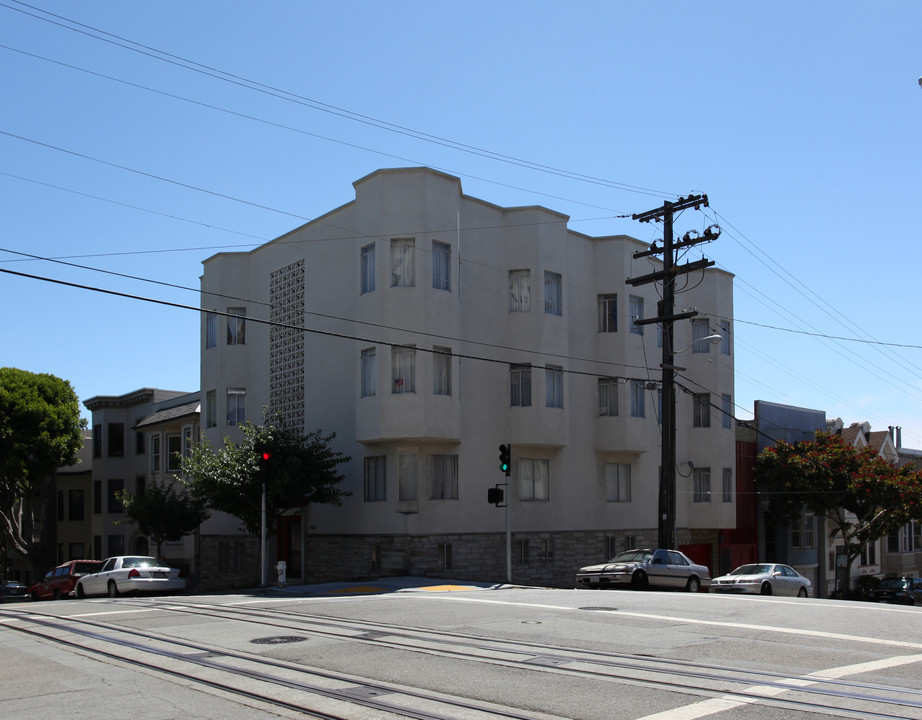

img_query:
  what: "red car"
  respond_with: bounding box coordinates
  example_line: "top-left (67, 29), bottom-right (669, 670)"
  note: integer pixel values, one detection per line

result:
top-left (29, 560), bottom-right (102, 601)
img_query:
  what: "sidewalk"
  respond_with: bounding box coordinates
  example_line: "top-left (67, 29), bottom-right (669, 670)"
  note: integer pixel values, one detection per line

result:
top-left (258, 576), bottom-right (514, 597)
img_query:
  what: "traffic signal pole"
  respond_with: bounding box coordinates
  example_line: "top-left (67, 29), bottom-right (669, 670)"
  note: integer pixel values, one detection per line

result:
top-left (629, 195), bottom-right (713, 549)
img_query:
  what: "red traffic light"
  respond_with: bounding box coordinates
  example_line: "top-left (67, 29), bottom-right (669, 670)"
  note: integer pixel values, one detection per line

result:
top-left (261, 451), bottom-right (271, 461)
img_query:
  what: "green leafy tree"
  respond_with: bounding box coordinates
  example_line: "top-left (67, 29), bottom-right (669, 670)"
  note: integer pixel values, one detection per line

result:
top-left (0, 368), bottom-right (84, 576)
top-left (179, 417), bottom-right (350, 537)
top-left (756, 431), bottom-right (922, 576)
top-left (116, 480), bottom-right (210, 559)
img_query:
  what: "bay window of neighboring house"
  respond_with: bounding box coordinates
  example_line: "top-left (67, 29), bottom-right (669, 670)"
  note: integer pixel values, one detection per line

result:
top-left (519, 458), bottom-right (549, 501)
top-left (392, 345), bottom-right (416, 393)
top-left (150, 434), bottom-right (161, 474)
top-left (544, 271), bottom-right (561, 315)
top-left (509, 269), bottom-right (530, 312)
top-left (361, 243), bottom-right (375, 294)
top-left (166, 434), bottom-right (182, 473)
top-left (511, 365), bottom-right (532, 407)
top-left (227, 308), bottom-right (246, 345)
top-left (391, 238), bottom-right (415, 287)
top-left (432, 241), bottom-right (450, 291)
top-left (429, 454), bottom-right (458, 500)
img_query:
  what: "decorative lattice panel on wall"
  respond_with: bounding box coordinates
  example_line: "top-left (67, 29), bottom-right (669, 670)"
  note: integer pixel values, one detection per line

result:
top-left (269, 260), bottom-right (305, 431)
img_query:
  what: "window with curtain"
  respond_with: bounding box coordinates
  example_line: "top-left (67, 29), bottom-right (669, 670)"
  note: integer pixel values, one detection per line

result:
top-left (630, 380), bottom-right (645, 418)
top-left (226, 388), bottom-right (246, 426)
top-left (693, 467), bottom-right (711, 502)
top-left (722, 467), bottom-right (733, 502)
top-left (361, 243), bottom-right (375, 294)
top-left (546, 365), bottom-right (563, 408)
top-left (598, 378), bottom-right (619, 416)
top-left (227, 307), bottom-right (246, 345)
top-left (150, 435), bottom-right (161, 474)
top-left (433, 346), bottom-right (451, 396)
top-left (361, 348), bottom-right (376, 397)
top-left (719, 319), bottom-right (731, 355)
top-left (392, 345), bottom-right (416, 393)
top-left (510, 364), bottom-right (532, 407)
top-left (509, 269), bottom-right (531, 312)
top-left (629, 295), bottom-right (644, 335)
top-left (605, 463), bottom-right (631, 502)
top-left (693, 393), bottom-right (711, 427)
top-left (692, 318), bottom-right (712, 353)
top-left (390, 238), bottom-right (415, 287)
top-left (432, 241), bottom-right (450, 291)
top-left (429, 454), bottom-right (458, 499)
top-left (205, 389), bottom-right (217, 428)
top-left (721, 394), bottom-right (733, 429)
top-left (598, 294), bottom-right (617, 332)
top-left (205, 312), bottom-right (217, 349)
top-left (544, 271), bottom-right (561, 315)
top-left (519, 458), bottom-right (549, 501)
top-left (364, 456), bottom-right (386, 501)
top-left (398, 453), bottom-right (418, 502)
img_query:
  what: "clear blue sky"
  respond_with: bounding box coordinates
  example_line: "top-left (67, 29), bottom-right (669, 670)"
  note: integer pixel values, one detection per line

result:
top-left (2, 2), bottom-right (921, 445)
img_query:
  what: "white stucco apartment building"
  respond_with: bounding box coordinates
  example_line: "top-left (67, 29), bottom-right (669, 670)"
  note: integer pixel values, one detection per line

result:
top-left (200, 167), bottom-right (736, 586)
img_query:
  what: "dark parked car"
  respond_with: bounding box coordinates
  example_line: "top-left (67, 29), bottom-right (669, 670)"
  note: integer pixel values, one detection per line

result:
top-left (868, 577), bottom-right (922, 606)
top-left (29, 560), bottom-right (102, 601)
top-left (1, 581), bottom-right (30, 603)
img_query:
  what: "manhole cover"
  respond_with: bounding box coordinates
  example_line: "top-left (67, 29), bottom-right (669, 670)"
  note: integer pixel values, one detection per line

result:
top-left (579, 606), bottom-right (618, 612)
top-left (250, 636), bottom-right (308, 645)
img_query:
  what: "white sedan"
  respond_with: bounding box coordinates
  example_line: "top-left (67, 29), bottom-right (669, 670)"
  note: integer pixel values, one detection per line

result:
top-left (711, 563), bottom-right (811, 597)
top-left (75, 556), bottom-right (186, 598)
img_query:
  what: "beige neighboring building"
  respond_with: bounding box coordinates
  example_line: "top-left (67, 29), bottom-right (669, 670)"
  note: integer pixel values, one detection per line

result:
top-left (200, 167), bottom-right (736, 586)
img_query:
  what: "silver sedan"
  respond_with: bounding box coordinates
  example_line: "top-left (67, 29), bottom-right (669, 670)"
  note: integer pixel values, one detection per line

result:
top-left (75, 556), bottom-right (186, 598)
top-left (711, 563), bottom-right (811, 597)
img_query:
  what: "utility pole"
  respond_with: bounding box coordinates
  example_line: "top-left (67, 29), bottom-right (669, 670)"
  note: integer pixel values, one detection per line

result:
top-left (628, 195), bottom-right (715, 549)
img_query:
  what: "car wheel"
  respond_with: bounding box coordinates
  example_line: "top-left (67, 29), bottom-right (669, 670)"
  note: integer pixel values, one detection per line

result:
top-left (632, 571), bottom-right (649, 590)
top-left (30, 592), bottom-right (40, 602)
top-left (53, 589), bottom-right (62, 601)
top-left (76, 584), bottom-right (85, 599)
top-left (685, 576), bottom-right (701, 593)
top-left (797, 587), bottom-right (808, 598)
top-left (760, 582), bottom-right (773, 596)
top-left (107, 581), bottom-right (119, 598)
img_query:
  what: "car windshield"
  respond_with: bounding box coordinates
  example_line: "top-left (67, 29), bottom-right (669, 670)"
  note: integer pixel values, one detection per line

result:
top-left (123, 557), bottom-right (161, 569)
top-left (608, 550), bottom-right (652, 563)
top-left (879, 578), bottom-right (909, 590)
top-left (729, 564), bottom-right (773, 576)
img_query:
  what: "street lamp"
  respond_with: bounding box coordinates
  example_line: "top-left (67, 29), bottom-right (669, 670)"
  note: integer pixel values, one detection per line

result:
top-left (659, 331), bottom-right (722, 550)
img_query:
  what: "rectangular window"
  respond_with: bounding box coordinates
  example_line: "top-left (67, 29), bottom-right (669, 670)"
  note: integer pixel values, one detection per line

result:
top-left (509, 269), bottom-right (531, 312)
top-left (391, 238), bottom-right (415, 287)
top-left (629, 296), bottom-right (644, 335)
top-left (108, 479), bottom-right (124, 514)
top-left (150, 434), bottom-right (161, 474)
top-left (519, 458), bottom-right (549, 501)
top-left (630, 380), bottom-right (645, 418)
top-left (166, 434), bottom-right (182, 473)
top-left (93, 480), bottom-right (102, 514)
top-left (136, 476), bottom-right (146, 496)
top-left (432, 241), bottom-right (450, 291)
top-left (722, 467), bottom-right (733, 503)
top-left (68, 489), bottom-right (85, 521)
top-left (392, 345), bottom-right (416, 394)
top-left (693, 393), bottom-right (711, 427)
top-left (544, 271), bottom-right (561, 315)
top-left (206, 312), bottom-right (217, 349)
top-left (598, 294), bottom-right (617, 332)
top-left (598, 378), bottom-right (619, 417)
top-left (107, 423), bottom-right (124, 458)
top-left (433, 347), bottom-right (451, 396)
top-left (363, 456), bottom-right (386, 501)
top-left (429, 454), bottom-right (459, 500)
top-left (361, 348), bottom-right (376, 398)
top-left (545, 365), bottom-right (563, 408)
top-left (135, 429), bottom-right (144, 455)
top-left (93, 425), bottom-right (102, 458)
top-left (440, 543), bottom-right (453, 571)
top-left (605, 463), bottom-right (631, 502)
top-left (721, 394), bottom-right (733, 429)
top-left (516, 539), bottom-right (530, 565)
top-left (361, 243), bottom-right (375, 294)
top-left (803, 513), bottom-right (816, 549)
top-left (692, 318), bottom-right (712, 353)
top-left (510, 365), bottom-right (532, 407)
top-left (205, 390), bottom-right (217, 428)
top-left (693, 467), bottom-right (711, 503)
top-left (719, 319), bottom-right (731, 356)
top-left (226, 388), bottom-right (246, 426)
top-left (57, 490), bottom-right (64, 521)
top-left (370, 543), bottom-right (382, 573)
top-left (107, 534), bottom-right (125, 557)
top-left (398, 452), bottom-right (418, 502)
top-left (227, 307), bottom-right (246, 345)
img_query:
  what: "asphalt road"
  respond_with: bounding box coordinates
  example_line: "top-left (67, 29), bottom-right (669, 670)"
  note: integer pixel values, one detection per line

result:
top-left (1, 580), bottom-right (921, 720)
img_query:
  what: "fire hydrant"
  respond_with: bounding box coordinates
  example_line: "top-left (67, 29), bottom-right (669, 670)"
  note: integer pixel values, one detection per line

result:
top-left (275, 560), bottom-right (287, 587)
